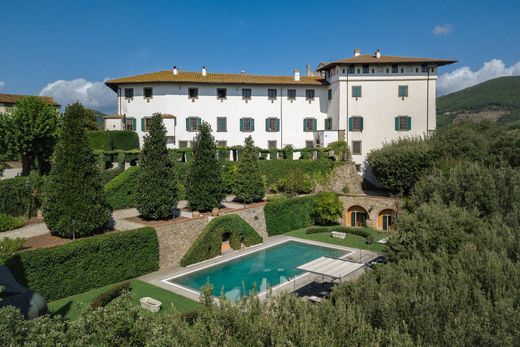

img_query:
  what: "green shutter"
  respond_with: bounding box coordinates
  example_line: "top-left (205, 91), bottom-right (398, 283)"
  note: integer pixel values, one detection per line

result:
top-left (251, 119), bottom-right (255, 132)
top-left (265, 118), bottom-right (269, 131)
top-left (141, 118), bottom-right (145, 131)
top-left (351, 212), bottom-right (356, 226)
top-left (275, 118), bottom-right (280, 132)
top-left (303, 119), bottom-right (307, 132)
top-left (407, 116), bottom-right (412, 130)
top-left (360, 117), bottom-right (364, 131)
top-left (240, 118), bottom-right (244, 132)
top-left (313, 119), bottom-right (317, 131)
top-left (348, 117), bottom-right (353, 131)
top-left (185, 117), bottom-right (189, 131)
top-left (132, 118), bottom-right (136, 131)
top-left (197, 117), bottom-right (202, 129)
top-left (395, 116), bottom-right (399, 130)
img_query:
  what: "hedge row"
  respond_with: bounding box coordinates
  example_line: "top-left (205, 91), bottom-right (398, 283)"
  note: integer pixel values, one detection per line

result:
top-left (0, 177), bottom-right (39, 218)
top-left (258, 159), bottom-right (337, 187)
top-left (0, 213), bottom-right (25, 232)
top-left (180, 214), bottom-right (262, 266)
top-left (0, 227), bottom-right (159, 301)
top-left (104, 166), bottom-right (140, 210)
top-left (88, 130), bottom-right (139, 151)
top-left (264, 195), bottom-right (317, 236)
top-left (91, 281), bottom-right (131, 309)
top-left (306, 226), bottom-right (371, 238)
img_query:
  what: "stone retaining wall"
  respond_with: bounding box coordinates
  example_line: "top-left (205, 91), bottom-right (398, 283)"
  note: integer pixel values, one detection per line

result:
top-left (340, 194), bottom-right (400, 229)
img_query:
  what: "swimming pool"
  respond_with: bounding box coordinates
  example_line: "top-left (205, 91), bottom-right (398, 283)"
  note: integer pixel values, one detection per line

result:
top-left (165, 240), bottom-right (348, 301)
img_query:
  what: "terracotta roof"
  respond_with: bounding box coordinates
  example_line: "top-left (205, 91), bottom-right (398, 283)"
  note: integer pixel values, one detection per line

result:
top-left (317, 54), bottom-right (457, 71)
top-left (105, 70), bottom-right (327, 91)
top-left (0, 93), bottom-right (60, 106)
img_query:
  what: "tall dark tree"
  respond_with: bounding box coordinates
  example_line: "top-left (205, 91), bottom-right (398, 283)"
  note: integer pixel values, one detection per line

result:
top-left (136, 113), bottom-right (178, 219)
top-left (2, 97), bottom-right (59, 175)
top-left (42, 103), bottom-right (111, 238)
top-left (233, 136), bottom-right (265, 203)
top-left (186, 122), bottom-right (224, 211)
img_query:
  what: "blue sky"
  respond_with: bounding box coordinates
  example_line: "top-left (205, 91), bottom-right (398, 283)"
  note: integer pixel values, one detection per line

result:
top-left (1, 0), bottom-right (519, 112)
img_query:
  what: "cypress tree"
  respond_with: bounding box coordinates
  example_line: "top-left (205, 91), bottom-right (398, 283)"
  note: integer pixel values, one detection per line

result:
top-left (42, 103), bottom-right (111, 238)
top-left (136, 113), bottom-right (177, 219)
top-left (186, 122), bottom-right (224, 211)
top-left (233, 136), bottom-right (265, 203)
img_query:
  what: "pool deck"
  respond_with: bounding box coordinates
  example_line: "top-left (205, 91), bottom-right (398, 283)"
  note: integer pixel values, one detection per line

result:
top-left (139, 235), bottom-right (380, 302)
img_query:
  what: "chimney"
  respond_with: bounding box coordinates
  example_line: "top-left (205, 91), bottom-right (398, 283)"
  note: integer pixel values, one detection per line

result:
top-left (354, 48), bottom-right (361, 57)
top-left (294, 69), bottom-right (301, 81)
top-left (202, 66), bottom-right (207, 76)
top-left (306, 64), bottom-right (312, 77)
top-left (172, 66), bottom-right (178, 75)
top-left (374, 49), bottom-right (381, 59)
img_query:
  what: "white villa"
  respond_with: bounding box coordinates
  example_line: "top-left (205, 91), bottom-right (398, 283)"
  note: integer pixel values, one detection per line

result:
top-left (104, 49), bottom-right (455, 171)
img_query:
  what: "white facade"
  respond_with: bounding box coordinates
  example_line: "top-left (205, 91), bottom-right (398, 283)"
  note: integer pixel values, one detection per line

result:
top-left (105, 49), bottom-right (454, 171)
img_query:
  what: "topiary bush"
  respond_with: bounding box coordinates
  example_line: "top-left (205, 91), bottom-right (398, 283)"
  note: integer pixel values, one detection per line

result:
top-left (104, 166), bottom-right (140, 210)
top-left (87, 131), bottom-right (112, 151)
top-left (233, 136), bottom-right (265, 203)
top-left (311, 192), bottom-right (343, 226)
top-left (0, 213), bottom-right (25, 232)
top-left (180, 214), bottom-right (262, 266)
top-left (87, 131), bottom-right (139, 151)
top-left (264, 195), bottom-right (316, 235)
top-left (0, 227), bottom-right (159, 301)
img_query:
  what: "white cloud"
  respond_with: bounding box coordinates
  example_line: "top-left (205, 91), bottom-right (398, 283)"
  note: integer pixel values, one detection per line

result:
top-left (433, 24), bottom-right (453, 36)
top-left (39, 78), bottom-right (116, 113)
top-left (0, 81), bottom-right (5, 92)
top-left (437, 59), bottom-right (520, 95)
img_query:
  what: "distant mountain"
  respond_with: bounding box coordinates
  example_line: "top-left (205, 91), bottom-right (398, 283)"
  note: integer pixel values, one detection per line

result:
top-left (437, 76), bottom-right (520, 128)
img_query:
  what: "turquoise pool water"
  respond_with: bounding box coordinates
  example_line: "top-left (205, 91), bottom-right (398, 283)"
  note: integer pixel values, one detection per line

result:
top-left (168, 241), bottom-right (346, 301)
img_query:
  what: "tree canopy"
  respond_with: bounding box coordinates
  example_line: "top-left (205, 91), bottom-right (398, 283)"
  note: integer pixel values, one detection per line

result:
top-left (233, 136), bottom-right (265, 203)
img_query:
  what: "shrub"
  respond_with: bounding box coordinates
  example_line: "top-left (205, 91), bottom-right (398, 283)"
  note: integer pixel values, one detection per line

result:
top-left (136, 114), bottom-right (178, 220)
top-left (104, 166), bottom-right (140, 210)
top-left (87, 131), bottom-right (112, 151)
top-left (264, 195), bottom-right (316, 235)
top-left (258, 159), bottom-right (337, 188)
top-left (233, 136), bottom-right (265, 203)
top-left (0, 237), bottom-right (26, 256)
top-left (0, 227), bottom-right (159, 301)
top-left (274, 168), bottom-right (313, 195)
top-left (305, 226), bottom-right (369, 237)
top-left (100, 167), bottom-right (124, 186)
top-left (87, 131), bottom-right (139, 151)
top-left (0, 213), bottom-right (25, 232)
top-left (180, 214), bottom-right (262, 266)
top-left (42, 103), bottom-right (112, 238)
top-left (91, 281), bottom-right (131, 309)
top-left (327, 141), bottom-right (350, 161)
top-left (0, 177), bottom-right (38, 217)
top-left (311, 192), bottom-right (343, 226)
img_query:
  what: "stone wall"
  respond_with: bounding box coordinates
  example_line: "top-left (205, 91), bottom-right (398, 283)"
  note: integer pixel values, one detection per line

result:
top-left (314, 162), bottom-right (363, 194)
top-left (340, 194), bottom-right (400, 229)
top-left (154, 205), bottom-right (267, 268)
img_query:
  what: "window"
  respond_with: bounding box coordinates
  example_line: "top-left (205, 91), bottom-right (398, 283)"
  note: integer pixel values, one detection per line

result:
top-left (372, 68), bottom-right (375, 73)
top-left (268, 140), bottom-right (277, 149)
top-left (324, 118), bottom-right (332, 130)
top-left (349, 116), bottom-right (363, 131)
top-left (265, 117), bottom-right (279, 132)
top-left (352, 141), bottom-right (362, 155)
top-left (240, 117), bottom-right (254, 132)
top-left (342, 69), bottom-right (345, 74)
top-left (144, 87), bottom-right (153, 98)
top-left (305, 140), bottom-right (314, 148)
top-left (217, 88), bottom-right (227, 99)
top-left (348, 65), bottom-right (354, 74)
top-left (186, 117), bottom-right (201, 131)
top-left (416, 67), bottom-right (419, 73)
top-left (362, 65), bottom-right (369, 74)
top-left (328, 89), bottom-right (332, 100)
top-left (386, 68), bottom-right (390, 73)
top-left (124, 88), bottom-right (134, 99)
top-left (124, 117), bottom-right (136, 131)
top-left (287, 89), bottom-right (296, 100)
top-left (352, 86), bottom-right (362, 98)
top-left (392, 64), bottom-right (398, 73)
top-left (398, 85), bottom-right (409, 97)
top-left (242, 88), bottom-right (251, 100)
top-left (421, 64), bottom-right (428, 73)
top-left (143, 117), bottom-right (154, 131)
top-left (216, 141), bottom-right (227, 147)
top-left (400, 68), bottom-right (404, 73)
top-left (217, 117), bottom-right (227, 132)
top-left (179, 141), bottom-right (189, 148)
top-left (395, 116), bottom-right (411, 131)
top-left (268, 89), bottom-right (277, 100)
top-left (188, 88), bottom-right (198, 98)
top-left (305, 89), bottom-right (315, 100)
top-left (303, 118), bottom-right (317, 132)
top-left (166, 136), bottom-right (175, 145)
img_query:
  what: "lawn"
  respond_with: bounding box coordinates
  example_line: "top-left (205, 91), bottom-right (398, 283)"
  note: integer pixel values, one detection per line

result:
top-left (285, 226), bottom-right (387, 253)
top-left (48, 279), bottom-right (201, 320)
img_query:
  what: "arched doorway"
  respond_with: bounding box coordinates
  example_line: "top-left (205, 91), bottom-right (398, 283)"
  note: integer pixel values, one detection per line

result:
top-left (345, 205), bottom-right (368, 227)
top-left (378, 209), bottom-right (395, 231)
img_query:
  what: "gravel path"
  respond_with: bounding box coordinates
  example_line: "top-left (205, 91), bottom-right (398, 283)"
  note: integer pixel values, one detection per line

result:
top-left (0, 222), bottom-right (49, 240)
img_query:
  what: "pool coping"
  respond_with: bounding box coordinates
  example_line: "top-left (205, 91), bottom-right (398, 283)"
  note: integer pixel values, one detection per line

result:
top-left (159, 236), bottom-right (359, 301)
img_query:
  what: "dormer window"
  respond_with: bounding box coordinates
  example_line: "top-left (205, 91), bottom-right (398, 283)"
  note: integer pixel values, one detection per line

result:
top-left (392, 64), bottom-right (398, 73)
top-left (348, 65), bottom-right (354, 74)
top-left (362, 65), bottom-right (369, 74)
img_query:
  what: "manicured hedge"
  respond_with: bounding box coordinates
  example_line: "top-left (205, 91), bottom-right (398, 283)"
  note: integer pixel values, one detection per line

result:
top-left (258, 159), bottom-right (337, 187)
top-left (306, 226), bottom-right (370, 237)
top-left (264, 195), bottom-right (317, 236)
top-left (180, 214), bottom-right (262, 266)
top-left (0, 177), bottom-right (38, 218)
top-left (104, 167), bottom-right (140, 210)
top-left (88, 131), bottom-right (139, 151)
top-left (0, 227), bottom-right (159, 301)
top-left (91, 281), bottom-right (131, 309)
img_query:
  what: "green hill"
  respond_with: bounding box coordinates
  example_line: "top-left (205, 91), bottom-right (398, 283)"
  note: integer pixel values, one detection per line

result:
top-left (437, 76), bottom-right (520, 127)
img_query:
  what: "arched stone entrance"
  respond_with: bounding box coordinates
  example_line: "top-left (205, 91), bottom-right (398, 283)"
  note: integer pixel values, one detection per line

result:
top-left (345, 205), bottom-right (369, 227)
top-left (377, 209), bottom-right (395, 231)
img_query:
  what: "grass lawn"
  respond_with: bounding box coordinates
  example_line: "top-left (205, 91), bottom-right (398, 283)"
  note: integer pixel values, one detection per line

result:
top-left (48, 279), bottom-right (201, 320)
top-left (285, 226), bottom-right (387, 253)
